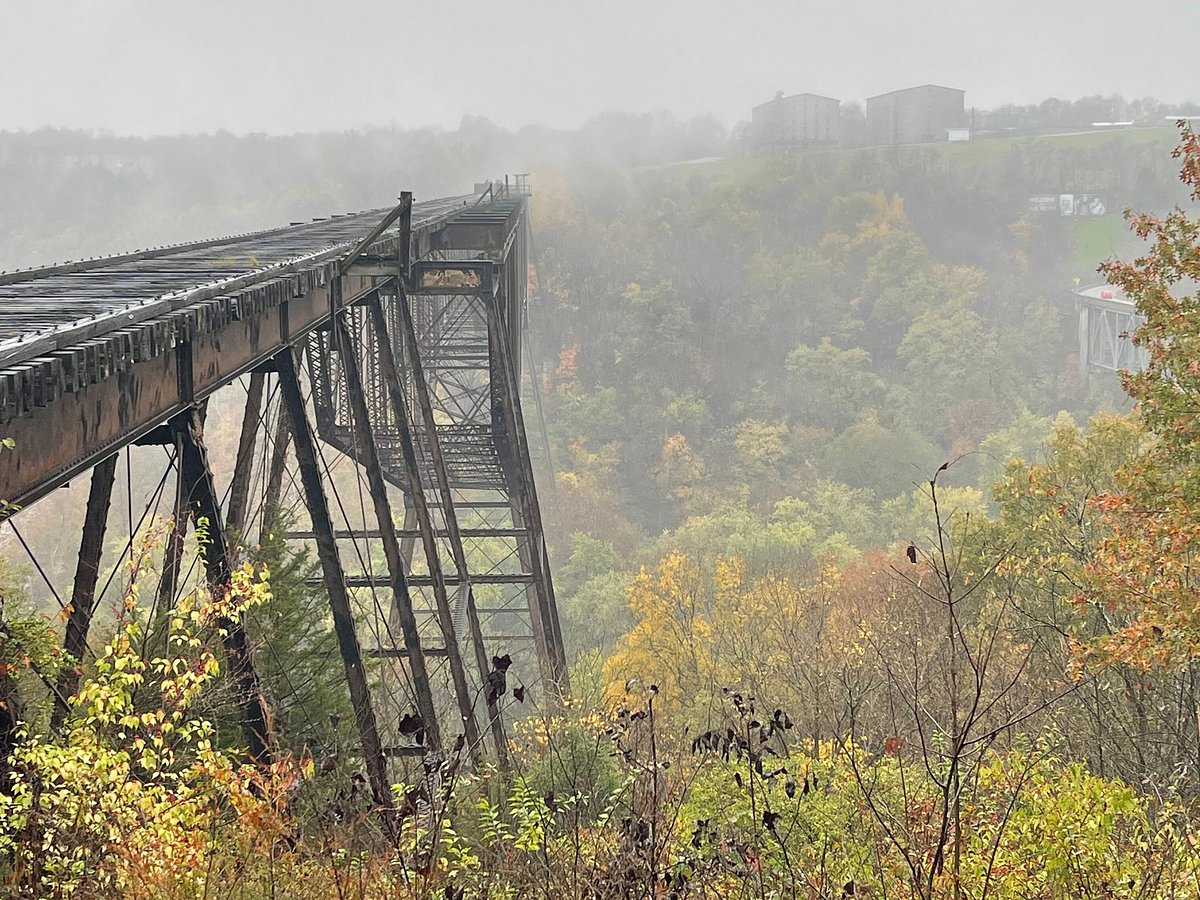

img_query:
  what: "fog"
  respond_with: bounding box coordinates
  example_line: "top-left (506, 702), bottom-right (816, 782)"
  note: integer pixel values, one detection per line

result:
top-left (9, 4), bottom-right (1200, 891)
top-left (2, 0), bottom-right (1196, 135)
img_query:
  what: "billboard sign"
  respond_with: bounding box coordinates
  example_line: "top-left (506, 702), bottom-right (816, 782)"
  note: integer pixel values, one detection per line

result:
top-left (1030, 194), bottom-right (1108, 216)
top-left (1058, 193), bottom-right (1107, 217)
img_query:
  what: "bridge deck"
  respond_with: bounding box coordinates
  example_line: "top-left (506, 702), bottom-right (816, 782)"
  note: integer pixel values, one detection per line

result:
top-left (0, 195), bottom-right (469, 367)
top-left (0, 188), bottom-right (568, 756)
top-left (0, 194), bottom-right (478, 507)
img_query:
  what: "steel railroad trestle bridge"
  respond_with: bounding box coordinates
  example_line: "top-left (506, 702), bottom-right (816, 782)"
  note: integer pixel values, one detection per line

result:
top-left (0, 181), bottom-right (566, 816)
top-left (1072, 283), bottom-right (1148, 376)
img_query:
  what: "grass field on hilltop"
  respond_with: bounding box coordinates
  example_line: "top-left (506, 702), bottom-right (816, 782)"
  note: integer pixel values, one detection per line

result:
top-left (1072, 215), bottom-right (1135, 275)
top-left (637, 126), bottom-right (1182, 186)
top-left (935, 125), bottom-right (1178, 163)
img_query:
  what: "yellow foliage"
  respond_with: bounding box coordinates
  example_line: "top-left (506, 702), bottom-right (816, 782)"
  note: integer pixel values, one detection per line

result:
top-left (655, 432), bottom-right (705, 497)
top-left (555, 343), bottom-right (579, 384)
top-left (602, 552), bottom-right (844, 721)
top-left (0, 559), bottom-right (281, 897)
top-left (851, 191), bottom-right (908, 244)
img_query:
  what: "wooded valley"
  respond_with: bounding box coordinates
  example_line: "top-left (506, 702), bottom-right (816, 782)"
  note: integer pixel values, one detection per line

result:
top-left (3, 116), bottom-right (1200, 897)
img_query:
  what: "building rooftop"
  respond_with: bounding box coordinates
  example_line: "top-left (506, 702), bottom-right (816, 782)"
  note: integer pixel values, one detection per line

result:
top-left (866, 84), bottom-right (965, 101)
top-left (752, 92), bottom-right (840, 111)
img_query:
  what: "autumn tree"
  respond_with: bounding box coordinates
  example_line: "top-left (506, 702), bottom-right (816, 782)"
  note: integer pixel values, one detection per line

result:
top-left (1081, 124), bottom-right (1200, 667)
top-left (785, 339), bottom-right (884, 431)
top-left (990, 413), bottom-right (1200, 788)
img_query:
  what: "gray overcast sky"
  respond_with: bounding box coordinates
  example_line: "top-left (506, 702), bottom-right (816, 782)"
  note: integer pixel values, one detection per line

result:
top-left (0, 0), bottom-right (1194, 135)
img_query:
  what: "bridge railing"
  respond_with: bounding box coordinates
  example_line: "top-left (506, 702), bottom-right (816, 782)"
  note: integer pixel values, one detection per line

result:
top-left (1074, 285), bottom-right (1148, 375)
top-left (472, 175), bottom-right (532, 205)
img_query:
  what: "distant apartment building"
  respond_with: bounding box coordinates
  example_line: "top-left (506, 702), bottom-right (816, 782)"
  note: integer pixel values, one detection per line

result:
top-left (866, 84), bottom-right (967, 145)
top-left (750, 92), bottom-right (840, 154)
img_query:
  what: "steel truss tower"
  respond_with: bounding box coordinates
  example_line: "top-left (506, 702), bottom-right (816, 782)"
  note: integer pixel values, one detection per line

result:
top-left (0, 184), bottom-right (565, 825)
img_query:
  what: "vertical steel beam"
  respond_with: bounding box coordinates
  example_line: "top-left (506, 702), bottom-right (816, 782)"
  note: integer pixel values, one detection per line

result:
top-left (175, 407), bottom-right (276, 765)
top-left (332, 309), bottom-right (440, 750)
top-left (156, 434), bottom-right (188, 613)
top-left (523, 332), bottom-right (557, 497)
top-left (398, 499), bottom-right (418, 567)
top-left (386, 289), bottom-right (509, 767)
top-left (275, 346), bottom-right (394, 823)
top-left (225, 371), bottom-right (265, 541)
top-left (52, 453), bottom-right (118, 727)
top-left (485, 294), bottom-right (569, 692)
top-left (262, 403), bottom-right (292, 537)
top-left (155, 396), bottom-right (209, 614)
top-left (363, 291), bottom-right (484, 763)
top-left (1084, 301), bottom-right (1094, 374)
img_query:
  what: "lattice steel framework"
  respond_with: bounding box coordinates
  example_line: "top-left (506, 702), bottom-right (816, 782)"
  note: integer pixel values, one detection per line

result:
top-left (1074, 287), bottom-right (1148, 374)
top-left (304, 197), bottom-right (567, 761)
top-left (0, 184), bottom-right (563, 827)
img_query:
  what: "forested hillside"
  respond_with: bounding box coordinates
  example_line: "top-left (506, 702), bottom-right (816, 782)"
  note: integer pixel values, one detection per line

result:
top-left (5, 118), bottom-right (1200, 897)
top-left (531, 128), bottom-right (1183, 655)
